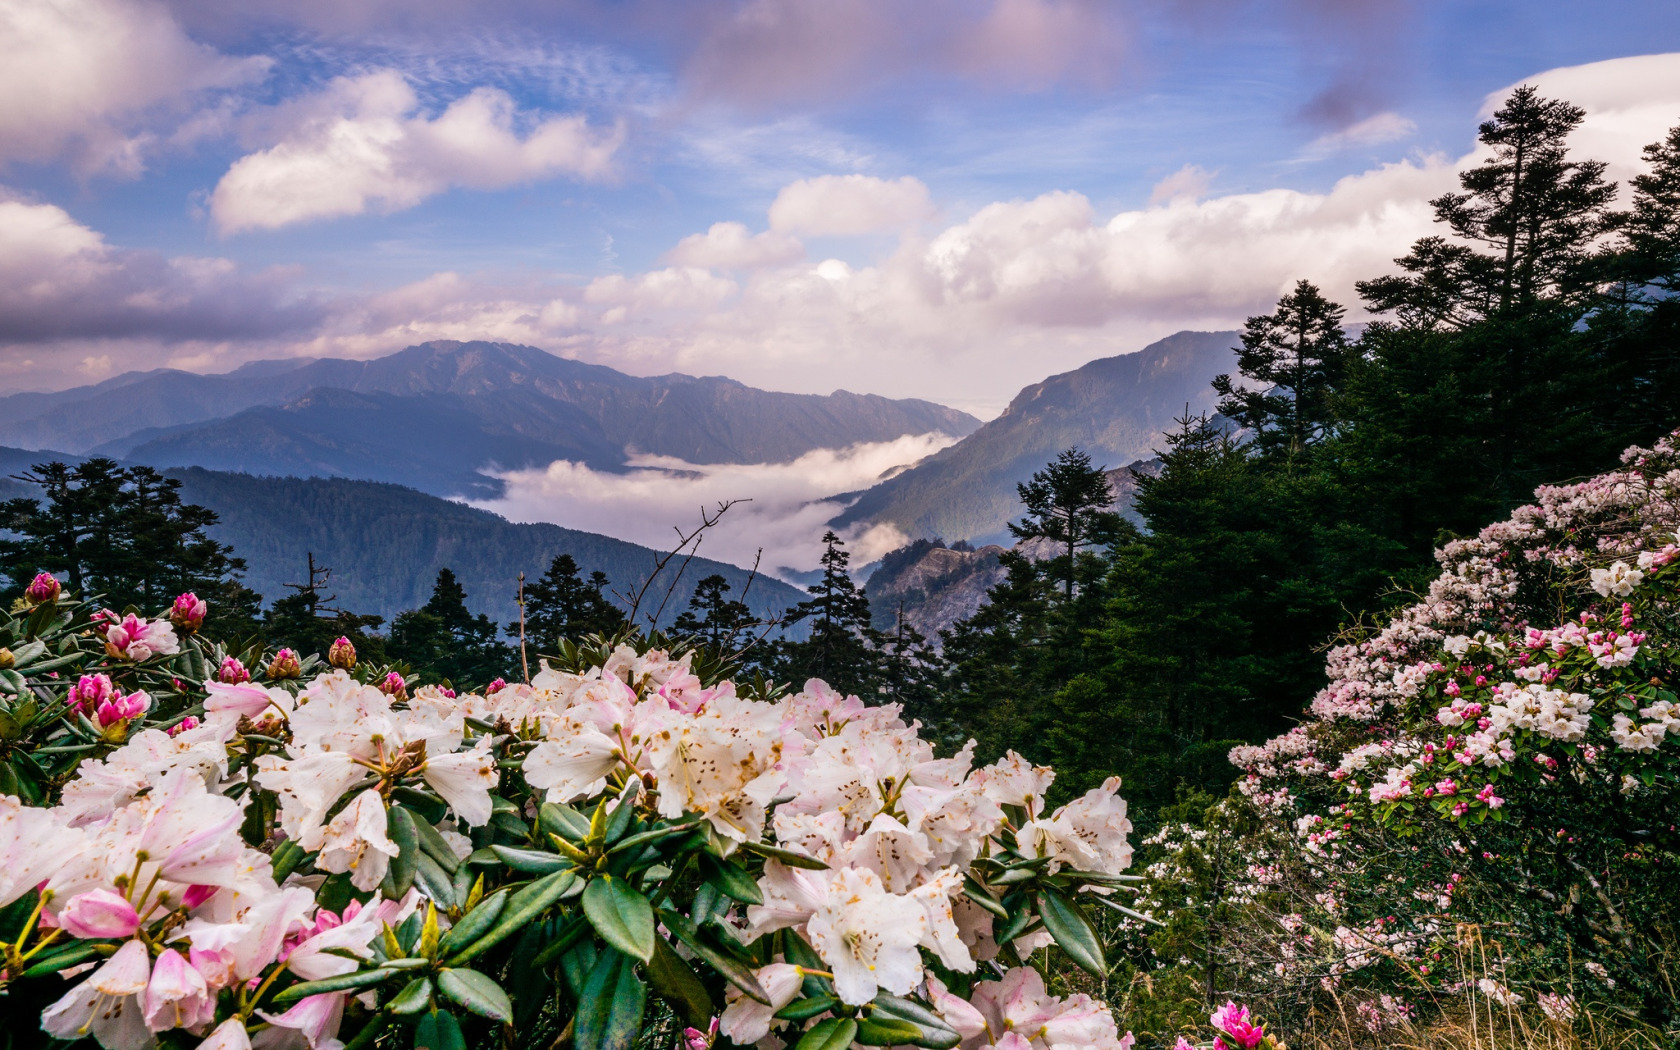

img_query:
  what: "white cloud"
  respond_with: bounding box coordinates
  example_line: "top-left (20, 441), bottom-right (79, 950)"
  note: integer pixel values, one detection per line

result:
top-left (1302, 111), bottom-right (1417, 159)
top-left (1148, 164), bottom-right (1214, 205)
top-left (768, 174), bottom-right (934, 235)
top-left (210, 71), bottom-right (624, 233)
top-left (0, 0), bottom-right (267, 175)
top-left (476, 433), bottom-right (959, 575)
top-left (664, 221), bottom-right (805, 269)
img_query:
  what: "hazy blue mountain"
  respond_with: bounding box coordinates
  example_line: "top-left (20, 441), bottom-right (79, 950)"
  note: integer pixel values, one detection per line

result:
top-left (163, 469), bottom-right (807, 631)
top-left (1, 343), bottom-right (981, 499)
top-left (831, 331), bottom-right (1238, 543)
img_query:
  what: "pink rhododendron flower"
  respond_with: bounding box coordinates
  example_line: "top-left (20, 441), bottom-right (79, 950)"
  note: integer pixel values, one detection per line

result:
top-left (25, 571), bottom-right (62, 604)
top-left (70, 674), bottom-right (117, 714)
top-left (103, 614), bottom-right (180, 661)
top-left (59, 888), bottom-right (141, 939)
top-left (1211, 1001), bottom-right (1265, 1049)
top-left (143, 947), bottom-right (216, 1031)
top-left (216, 657), bottom-right (250, 684)
top-left (94, 690), bottom-right (150, 730)
top-left (169, 592), bottom-right (208, 632)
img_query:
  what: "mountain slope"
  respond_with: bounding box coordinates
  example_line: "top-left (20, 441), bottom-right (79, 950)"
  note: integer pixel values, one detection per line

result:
top-left (831, 331), bottom-right (1237, 543)
top-left (2, 343), bottom-right (981, 475)
top-left (164, 469), bottom-right (807, 630)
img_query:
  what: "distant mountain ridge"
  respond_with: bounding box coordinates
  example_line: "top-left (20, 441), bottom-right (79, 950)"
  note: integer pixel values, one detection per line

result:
top-left (832, 331), bottom-right (1237, 543)
top-left (0, 341), bottom-right (981, 498)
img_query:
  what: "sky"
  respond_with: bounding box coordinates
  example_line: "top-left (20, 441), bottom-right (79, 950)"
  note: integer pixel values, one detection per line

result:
top-left (4, 1), bottom-right (1680, 417)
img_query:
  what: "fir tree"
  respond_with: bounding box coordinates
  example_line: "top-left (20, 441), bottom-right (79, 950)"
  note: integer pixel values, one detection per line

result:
top-left (672, 574), bottom-right (754, 654)
top-left (777, 532), bottom-right (879, 697)
top-left (389, 568), bottom-right (511, 686)
top-left (0, 459), bottom-right (261, 634)
top-left (1359, 85), bottom-right (1617, 326)
top-left (1008, 448), bottom-right (1125, 601)
top-left (514, 554), bottom-right (626, 648)
top-left (1212, 280), bottom-right (1351, 454)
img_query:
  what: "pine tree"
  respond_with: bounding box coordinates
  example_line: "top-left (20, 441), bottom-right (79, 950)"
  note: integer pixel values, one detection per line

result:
top-left (1609, 123), bottom-right (1680, 295)
top-left (672, 574), bottom-right (753, 654)
top-left (1009, 448), bottom-right (1125, 601)
top-left (777, 532), bottom-right (880, 697)
top-left (263, 554), bottom-right (387, 661)
top-left (0, 458), bottom-right (261, 634)
top-left (1212, 280), bottom-right (1350, 454)
top-left (389, 568), bottom-right (511, 686)
top-left (1358, 86), bottom-right (1617, 326)
top-left (514, 555), bottom-right (626, 649)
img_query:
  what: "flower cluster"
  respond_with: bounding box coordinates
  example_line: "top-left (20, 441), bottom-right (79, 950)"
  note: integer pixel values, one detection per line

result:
top-left (0, 589), bottom-right (1142, 1050)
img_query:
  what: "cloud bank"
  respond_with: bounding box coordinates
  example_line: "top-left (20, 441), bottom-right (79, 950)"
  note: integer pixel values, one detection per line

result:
top-left (476, 433), bottom-right (959, 577)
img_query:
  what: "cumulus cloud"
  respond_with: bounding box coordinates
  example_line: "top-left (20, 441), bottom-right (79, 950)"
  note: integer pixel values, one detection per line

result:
top-left (665, 222), bottom-right (805, 269)
top-left (210, 70), bottom-right (624, 233)
top-left (0, 192), bottom-right (321, 344)
top-left (476, 433), bottom-right (960, 575)
top-left (0, 0), bottom-right (267, 175)
top-left (1148, 164), bottom-right (1215, 205)
top-left (768, 174), bottom-right (935, 236)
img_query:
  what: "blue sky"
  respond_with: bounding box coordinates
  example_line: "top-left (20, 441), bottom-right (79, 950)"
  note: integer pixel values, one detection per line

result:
top-left (4, 0), bottom-right (1680, 414)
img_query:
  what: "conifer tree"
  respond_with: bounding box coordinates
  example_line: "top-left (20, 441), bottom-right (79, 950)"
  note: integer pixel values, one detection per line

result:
top-left (1610, 124), bottom-right (1680, 294)
top-left (0, 458), bottom-right (261, 634)
top-left (777, 532), bottom-right (879, 697)
top-left (390, 568), bottom-right (510, 686)
top-left (672, 574), bottom-right (753, 654)
top-left (514, 554), bottom-right (626, 647)
top-left (263, 554), bottom-right (387, 661)
top-left (1212, 280), bottom-right (1350, 454)
top-left (1008, 448), bottom-right (1124, 601)
top-left (1359, 85), bottom-right (1616, 326)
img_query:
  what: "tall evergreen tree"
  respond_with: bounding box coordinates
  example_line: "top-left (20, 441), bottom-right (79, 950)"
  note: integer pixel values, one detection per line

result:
top-left (0, 459), bottom-right (261, 634)
top-left (1358, 85), bottom-right (1617, 326)
top-left (1212, 280), bottom-right (1351, 454)
top-left (777, 532), bottom-right (879, 697)
top-left (514, 555), bottom-right (626, 649)
top-left (1612, 124), bottom-right (1680, 294)
top-left (1008, 448), bottom-right (1125, 601)
top-left (263, 554), bottom-right (387, 661)
top-left (389, 568), bottom-right (510, 686)
top-left (672, 574), bottom-right (754, 654)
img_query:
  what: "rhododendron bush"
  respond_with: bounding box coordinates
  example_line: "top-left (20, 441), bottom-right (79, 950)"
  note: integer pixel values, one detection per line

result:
top-left (1217, 432), bottom-right (1680, 1025)
top-left (0, 581), bottom-right (1144, 1050)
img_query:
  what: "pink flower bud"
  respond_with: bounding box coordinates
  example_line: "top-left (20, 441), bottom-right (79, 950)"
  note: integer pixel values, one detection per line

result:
top-left (59, 888), bottom-right (141, 939)
top-left (70, 674), bottom-right (117, 714)
top-left (379, 671), bottom-right (407, 699)
top-left (24, 571), bottom-right (61, 604)
top-left (181, 884), bottom-right (219, 910)
top-left (267, 649), bottom-right (302, 680)
top-left (327, 636), bottom-right (357, 670)
top-left (167, 716), bottom-right (201, 737)
top-left (217, 657), bottom-right (251, 684)
top-left (95, 690), bottom-right (151, 729)
top-left (486, 678), bottom-right (507, 694)
top-left (169, 592), bottom-right (208, 632)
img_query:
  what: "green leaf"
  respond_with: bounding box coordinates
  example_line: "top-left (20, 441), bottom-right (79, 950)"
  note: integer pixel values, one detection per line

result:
top-left (531, 914), bottom-right (593, 969)
top-left (582, 875), bottom-right (656, 962)
top-left (489, 844), bottom-right (572, 873)
top-left (384, 804), bottom-right (420, 899)
top-left (792, 1017), bottom-right (858, 1050)
top-left (644, 936), bottom-right (715, 1029)
top-left (415, 851), bottom-right (457, 907)
top-left (606, 818), bottom-right (704, 856)
top-left (1036, 887), bottom-right (1105, 977)
top-left (857, 1018), bottom-right (926, 1046)
top-left (699, 853), bottom-right (763, 905)
top-left (447, 869), bottom-right (577, 964)
top-left (960, 876), bottom-right (1008, 918)
top-left (538, 802), bottom-right (591, 843)
top-left (602, 796), bottom-right (636, 846)
top-left (660, 909), bottom-right (770, 1004)
top-left (409, 812), bottom-right (462, 873)
top-left (414, 1008), bottom-right (466, 1050)
top-left (438, 968), bottom-right (513, 1023)
top-left (574, 949), bottom-right (648, 1050)
top-left (20, 940), bottom-right (103, 979)
top-left (388, 976), bottom-right (433, 1015)
top-left (435, 888), bottom-right (509, 959)
top-left (871, 994), bottom-right (962, 1049)
top-left (272, 966), bottom-right (401, 1004)
top-left (775, 995), bottom-right (840, 1021)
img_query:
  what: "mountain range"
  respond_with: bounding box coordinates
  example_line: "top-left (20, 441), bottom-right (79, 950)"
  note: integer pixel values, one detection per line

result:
top-left (0, 342), bottom-right (981, 499)
top-left (831, 330), bottom-right (1236, 543)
